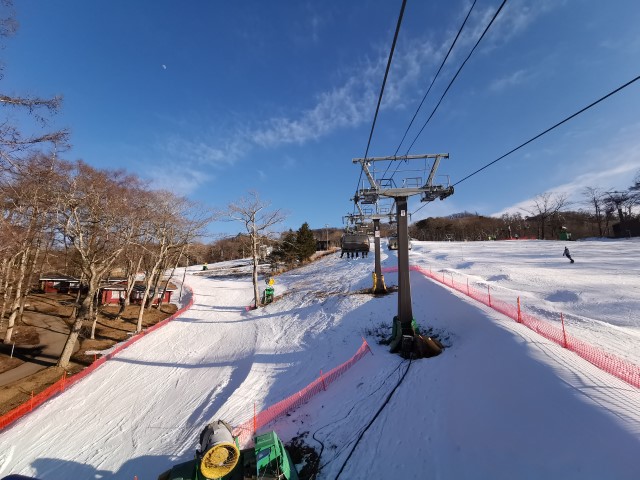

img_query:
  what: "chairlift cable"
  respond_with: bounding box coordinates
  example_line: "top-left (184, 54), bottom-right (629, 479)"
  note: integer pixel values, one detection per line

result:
top-left (452, 74), bottom-right (640, 188)
top-left (401, 0), bottom-right (508, 158)
top-left (391, 0), bottom-right (477, 159)
top-left (387, 0), bottom-right (506, 188)
top-left (410, 73), bottom-right (640, 216)
top-left (353, 0), bottom-right (408, 213)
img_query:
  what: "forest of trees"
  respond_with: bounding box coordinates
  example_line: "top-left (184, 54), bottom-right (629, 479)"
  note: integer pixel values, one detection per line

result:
top-left (0, 155), bottom-right (211, 367)
top-left (410, 181), bottom-right (640, 242)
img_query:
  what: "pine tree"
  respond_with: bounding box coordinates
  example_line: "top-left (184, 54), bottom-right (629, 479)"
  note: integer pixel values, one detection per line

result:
top-left (273, 229), bottom-right (298, 265)
top-left (296, 222), bottom-right (316, 261)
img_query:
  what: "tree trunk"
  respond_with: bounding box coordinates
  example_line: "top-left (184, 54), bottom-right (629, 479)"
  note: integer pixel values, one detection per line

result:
top-left (115, 256), bottom-right (142, 321)
top-left (18, 240), bottom-right (41, 324)
top-left (3, 248), bottom-right (30, 344)
top-left (0, 257), bottom-right (14, 328)
top-left (90, 290), bottom-right (100, 339)
top-left (70, 275), bottom-right (84, 319)
top-left (252, 233), bottom-right (259, 307)
top-left (136, 262), bottom-right (161, 332)
top-left (147, 268), bottom-right (162, 311)
top-left (58, 284), bottom-right (96, 368)
top-left (157, 248), bottom-right (184, 310)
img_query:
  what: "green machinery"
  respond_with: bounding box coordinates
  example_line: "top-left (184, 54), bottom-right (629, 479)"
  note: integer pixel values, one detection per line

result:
top-left (262, 286), bottom-right (274, 304)
top-left (158, 420), bottom-right (298, 480)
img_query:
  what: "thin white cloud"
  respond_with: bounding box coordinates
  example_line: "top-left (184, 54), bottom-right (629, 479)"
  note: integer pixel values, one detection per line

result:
top-left (489, 68), bottom-right (530, 92)
top-left (152, 1), bottom-right (560, 177)
top-left (162, 134), bottom-right (247, 168)
top-left (250, 73), bottom-right (377, 148)
top-left (485, 0), bottom-right (558, 46)
top-left (148, 164), bottom-right (214, 196)
top-left (492, 125), bottom-right (640, 216)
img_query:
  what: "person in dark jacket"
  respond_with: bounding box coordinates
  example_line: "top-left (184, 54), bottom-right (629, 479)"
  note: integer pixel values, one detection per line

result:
top-left (563, 246), bottom-right (574, 263)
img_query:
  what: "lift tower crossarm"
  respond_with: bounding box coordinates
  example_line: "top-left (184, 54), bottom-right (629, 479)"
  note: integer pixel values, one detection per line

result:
top-left (352, 154), bottom-right (451, 200)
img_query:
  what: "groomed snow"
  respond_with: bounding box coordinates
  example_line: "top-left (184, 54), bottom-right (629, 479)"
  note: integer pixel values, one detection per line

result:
top-left (0, 239), bottom-right (639, 479)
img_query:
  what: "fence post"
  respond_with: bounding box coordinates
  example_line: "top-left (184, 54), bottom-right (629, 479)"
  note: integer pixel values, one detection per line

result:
top-left (561, 313), bottom-right (568, 348)
top-left (488, 285), bottom-right (492, 307)
top-left (517, 297), bottom-right (522, 323)
top-left (466, 278), bottom-right (470, 296)
top-left (451, 273), bottom-right (455, 288)
top-left (362, 336), bottom-right (373, 355)
top-left (320, 370), bottom-right (326, 391)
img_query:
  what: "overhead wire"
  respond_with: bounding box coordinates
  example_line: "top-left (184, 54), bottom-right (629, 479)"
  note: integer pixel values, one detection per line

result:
top-left (410, 73), bottom-right (640, 217)
top-left (392, 0), bottom-right (478, 158)
top-left (352, 0), bottom-right (408, 215)
top-left (402, 0), bottom-right (509, 157)
top-left (387, 0), bottom-right (508, 200)
top-left (379, 0), bottom-right (478, 186)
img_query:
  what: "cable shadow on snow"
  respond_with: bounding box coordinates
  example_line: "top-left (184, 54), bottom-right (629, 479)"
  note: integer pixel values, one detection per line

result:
top-left (108, 349), bottom-right (307, 371)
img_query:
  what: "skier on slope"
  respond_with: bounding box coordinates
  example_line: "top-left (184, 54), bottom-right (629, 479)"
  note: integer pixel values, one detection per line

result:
top-left (563, 246), bottom-right (574, 263)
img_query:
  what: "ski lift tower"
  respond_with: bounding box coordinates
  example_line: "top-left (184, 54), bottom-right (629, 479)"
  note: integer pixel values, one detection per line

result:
top-left (348, 200), bottom-right (395, 294)
top-left (352, 154), bottom-right (454, 351)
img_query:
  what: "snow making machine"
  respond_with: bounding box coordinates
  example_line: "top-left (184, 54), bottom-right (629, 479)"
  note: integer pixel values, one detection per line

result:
top-left (158, 420), bottom-right (299, 480)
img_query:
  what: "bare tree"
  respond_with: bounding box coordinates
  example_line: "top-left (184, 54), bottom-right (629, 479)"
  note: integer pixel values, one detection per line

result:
top-left (522, 192), bottom-right (569, 240)
top-left (581, 187), bottom-right (606, 237)
top-left (0, 154), bottom-right (66, 342)
top-left (604, 191), bottom-right (633, 223)
top-left (56, 162), bottom-right (142, 368)
top-left (112, 245), bottom-right (144, 322)
top-left (224, 191), bottom-right (286, 308)
top-left (628, 170), bottom-right (640, 213)
top-left (133, 192), bottom-right (209, 332)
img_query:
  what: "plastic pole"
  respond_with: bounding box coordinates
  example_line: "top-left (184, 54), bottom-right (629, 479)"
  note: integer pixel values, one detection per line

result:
top-left (561, 313), bottom-right (568, 348)
top-left (320, 370), bottom-right (326, 391)
top-left (488, 286), bottom-right (492, 307)
top-left (362, 336), bottom-right (373, 355)
top-left (467, 278), bottom-right (470, 295)
top-left (517, 297), bottom-right (522, 323)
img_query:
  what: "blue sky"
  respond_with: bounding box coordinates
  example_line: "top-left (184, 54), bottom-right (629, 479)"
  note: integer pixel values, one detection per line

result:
top-left (4, 0), bottom-right (640, 236)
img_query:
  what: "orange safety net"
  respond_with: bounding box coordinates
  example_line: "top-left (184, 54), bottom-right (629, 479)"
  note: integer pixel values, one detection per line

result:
top-left (232, 338), bottom-right (372, 448)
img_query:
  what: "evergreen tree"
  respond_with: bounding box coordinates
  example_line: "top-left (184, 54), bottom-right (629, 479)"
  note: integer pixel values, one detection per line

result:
top-left (273, 229), bottom-right (298, 264)
top-left (296, 222), bottom-right (316, 261)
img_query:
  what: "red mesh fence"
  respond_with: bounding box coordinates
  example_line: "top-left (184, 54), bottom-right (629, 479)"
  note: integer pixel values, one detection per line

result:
top-left (0, 286), bottom-right (195, 432)
top-left (383, 265), bottom-right (640, 389)
top-left (232, 338), bottom-right (372, 448)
